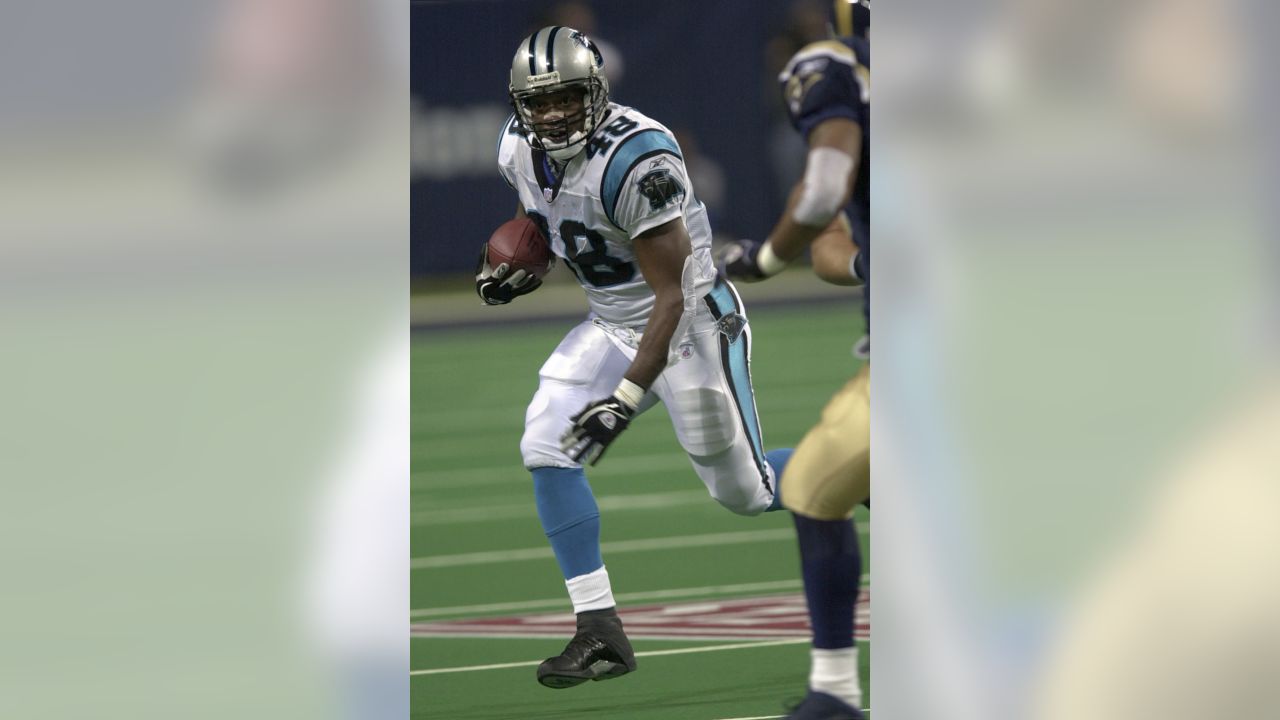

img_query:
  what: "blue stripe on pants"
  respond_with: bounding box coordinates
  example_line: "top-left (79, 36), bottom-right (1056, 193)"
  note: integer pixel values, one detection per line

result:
top-left (707, 282), bottom-right (768, 487)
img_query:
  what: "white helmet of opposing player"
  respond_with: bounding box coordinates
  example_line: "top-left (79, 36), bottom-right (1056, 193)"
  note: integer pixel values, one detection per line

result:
top-left (509, 26), bottom-right (610, 162)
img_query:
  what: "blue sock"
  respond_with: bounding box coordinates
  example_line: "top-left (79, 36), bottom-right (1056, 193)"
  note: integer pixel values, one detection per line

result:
top-left (531, 466), bottom-right (603, 579)
top-left (764, 448), bottom-right (794, 512)
top-left (793, 513), bottom-right (861, 649)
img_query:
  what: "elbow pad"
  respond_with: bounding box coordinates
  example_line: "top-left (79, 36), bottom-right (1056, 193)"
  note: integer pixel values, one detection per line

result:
top-left (792, 147), bottom-right (855, 227)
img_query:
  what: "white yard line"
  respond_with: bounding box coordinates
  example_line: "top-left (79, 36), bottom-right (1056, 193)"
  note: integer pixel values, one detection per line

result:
top-left (411, 632), bottom-right (809, 642)
top-left (410, 579), bottom-right (804, 619)
top-left (721, 707), bottom-right (870, 712)
top-left (413, 489), bottom-right (711, 525)
top-left (413, 452), bottom-right (690, 489)
top-left (409, 638), bottom-right (807, 676)
top-left (715, 710), bottom-right (869, 719)
top-left (411, 528), bottom-right (795, 570)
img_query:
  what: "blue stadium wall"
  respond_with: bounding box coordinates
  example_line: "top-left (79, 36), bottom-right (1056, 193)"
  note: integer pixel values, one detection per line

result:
top-left (412, 0), bottom-right (793, 278)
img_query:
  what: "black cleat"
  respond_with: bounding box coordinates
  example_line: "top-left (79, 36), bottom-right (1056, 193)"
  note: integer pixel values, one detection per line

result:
top-left (785, 690), bottom-right (865, 719)
top-left (536, 608), bottom-right (637, 689)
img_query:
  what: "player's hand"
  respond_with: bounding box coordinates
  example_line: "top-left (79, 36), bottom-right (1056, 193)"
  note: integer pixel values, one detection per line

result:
top-left (475, 244), bottom-right (543, 305)
top-left (560, 395), bottom-right (635, 466)
top-left (719, 240), bottom-right (770, 282)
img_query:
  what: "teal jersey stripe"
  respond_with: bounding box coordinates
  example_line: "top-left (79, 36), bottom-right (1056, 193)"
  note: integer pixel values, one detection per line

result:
top-left (707, 283), bottom-right (767, 479)
top-left (601, 129), bottom-right (682, 228)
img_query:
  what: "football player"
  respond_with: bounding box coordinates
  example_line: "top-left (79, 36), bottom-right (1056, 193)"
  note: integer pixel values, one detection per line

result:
top-left (722, 1), bottom-right (870, 718)
top-left (477, 26), bottom-right (787, 689)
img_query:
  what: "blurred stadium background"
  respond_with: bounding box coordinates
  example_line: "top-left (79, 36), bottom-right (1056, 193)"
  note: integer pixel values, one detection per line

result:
top-left (410, 0), bottom-right (870, 366)
top-left (412, 0), bottom-right (854, 284)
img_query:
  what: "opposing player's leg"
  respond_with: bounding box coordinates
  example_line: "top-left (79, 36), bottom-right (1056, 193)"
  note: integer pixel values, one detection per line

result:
top-left (653, 277), bottom-right (782, 516)
top-left (780, 364), bottom-right (870, 719)
top-left (520, 320), bottom-right (639, 688)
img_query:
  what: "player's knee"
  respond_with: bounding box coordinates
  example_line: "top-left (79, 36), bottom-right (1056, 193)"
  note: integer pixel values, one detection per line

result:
top-left (782, 483), bottom-right (854, 521)
top-left (520, 393), bottom-right (576, 469)
top-left (520, 424), bottom-right (575, 469)
top-left (704, 472), bottom-right (772, 516)
top-left (520, 434), bottom-right (569, 469)
top-left (713, 490), bottom-right (768, 517)
top-left (780, 481), bottom-right (795, 510)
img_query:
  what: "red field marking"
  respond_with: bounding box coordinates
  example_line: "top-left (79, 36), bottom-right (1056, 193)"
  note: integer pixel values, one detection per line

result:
top-left (413, 590), bottom-right (870, 642)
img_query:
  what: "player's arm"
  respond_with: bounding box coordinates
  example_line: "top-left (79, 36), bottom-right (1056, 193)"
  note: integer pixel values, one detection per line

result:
top-left (623, 218), bottom-right (689, 389)
top-left (723, 118), bottom-right (861, 280)
top-left (810, 211), bottom-right (860, 286)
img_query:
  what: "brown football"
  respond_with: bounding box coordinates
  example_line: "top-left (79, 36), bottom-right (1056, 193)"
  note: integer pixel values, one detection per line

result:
top-left (486, 218), bottom-right (554, 280)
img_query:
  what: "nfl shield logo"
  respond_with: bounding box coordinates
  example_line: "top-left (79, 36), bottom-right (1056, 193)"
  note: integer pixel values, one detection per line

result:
top-left (543, 188), bottom-right (554, 202)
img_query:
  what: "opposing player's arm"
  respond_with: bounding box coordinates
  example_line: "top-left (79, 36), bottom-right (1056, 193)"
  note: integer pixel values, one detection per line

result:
top-left (625, 218), bottom-right (690, 389)
top-left (810, 211), bottom-right (860, 286)
top-left (722, 118), bottom-right (861, 282)
top-left (767, 117), bottom-right (861, 262)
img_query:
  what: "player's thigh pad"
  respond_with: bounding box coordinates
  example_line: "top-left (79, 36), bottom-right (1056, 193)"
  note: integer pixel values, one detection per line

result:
top-left (520, 321), bottom-right (632, 469)
top-left (782, 364), bottom-right (870, 520)
top-left (657, 320), bottom-right (773, 516)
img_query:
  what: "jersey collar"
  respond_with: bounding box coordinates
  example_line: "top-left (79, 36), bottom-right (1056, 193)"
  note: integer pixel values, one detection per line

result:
top-left (532, 148), bottom-right (566, 203)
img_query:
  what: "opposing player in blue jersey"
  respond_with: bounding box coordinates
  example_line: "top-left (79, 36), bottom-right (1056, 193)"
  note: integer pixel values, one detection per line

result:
top-left (723, 1), bottom-right (870, 718)
top-left (477, 26), bottom-right (785, 690)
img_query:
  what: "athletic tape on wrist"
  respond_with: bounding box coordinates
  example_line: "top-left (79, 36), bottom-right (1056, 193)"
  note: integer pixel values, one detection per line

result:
top-left (613, 379), bottom-right (645, 412)
top-left (757, 242), bottom-right (787, 276)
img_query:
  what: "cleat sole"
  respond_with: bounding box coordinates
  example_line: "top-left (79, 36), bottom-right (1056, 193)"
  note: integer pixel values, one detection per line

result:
top-left (537, 660), bottom-right (633, 689)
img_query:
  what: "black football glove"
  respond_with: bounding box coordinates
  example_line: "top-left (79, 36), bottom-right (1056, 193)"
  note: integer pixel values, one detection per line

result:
top-left (560, 395), bottom-right (636, 466)
top-left (475, 244), bottom-right (545, 305)
top-left (719, 239), bottom-right (770, 282)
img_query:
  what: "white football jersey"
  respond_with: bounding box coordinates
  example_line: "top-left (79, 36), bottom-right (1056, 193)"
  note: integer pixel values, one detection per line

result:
top-left (498, 103), bottom-right (714, 327)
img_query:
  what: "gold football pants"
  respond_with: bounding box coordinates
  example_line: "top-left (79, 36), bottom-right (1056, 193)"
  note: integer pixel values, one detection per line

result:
top-left (780, 363), bottom-right (870, 520)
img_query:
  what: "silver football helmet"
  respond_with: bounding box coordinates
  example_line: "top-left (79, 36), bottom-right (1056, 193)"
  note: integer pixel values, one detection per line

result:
top-left (509, 26), bottom-right (610, 161)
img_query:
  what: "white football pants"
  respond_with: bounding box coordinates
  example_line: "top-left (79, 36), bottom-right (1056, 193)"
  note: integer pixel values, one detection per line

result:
top-left (520, 279), bottom-right (776, 515)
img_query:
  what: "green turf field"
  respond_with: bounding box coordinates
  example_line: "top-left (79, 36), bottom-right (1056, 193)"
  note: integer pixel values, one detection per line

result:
top-left (412, 302), bottom-right (868, 719)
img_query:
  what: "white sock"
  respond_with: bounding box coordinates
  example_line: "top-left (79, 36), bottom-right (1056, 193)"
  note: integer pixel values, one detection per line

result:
top-left (810, 646), bottom-right (862, 709)
top-left (565, 566), bottom-right (616, 614)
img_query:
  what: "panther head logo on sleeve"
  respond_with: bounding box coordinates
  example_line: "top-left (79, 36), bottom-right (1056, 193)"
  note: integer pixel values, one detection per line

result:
top-left (636, 168), bottom-right (686, 211)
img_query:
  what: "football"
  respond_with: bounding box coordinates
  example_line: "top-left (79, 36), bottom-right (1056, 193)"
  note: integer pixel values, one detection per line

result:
top-left (486, 218), bottom-right (554, 280)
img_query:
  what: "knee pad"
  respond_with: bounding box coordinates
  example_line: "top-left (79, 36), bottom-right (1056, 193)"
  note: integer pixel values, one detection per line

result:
top-left (701, 465), bottom-right (770, 516)
top-left (668, 387), bottom-right (738, 456)
top-left (520, 385), bottom-right (577, 469)
top-left (519, 381), bottom-right (581, 466)
top-left (713, 491), bottom-right (767, 517)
